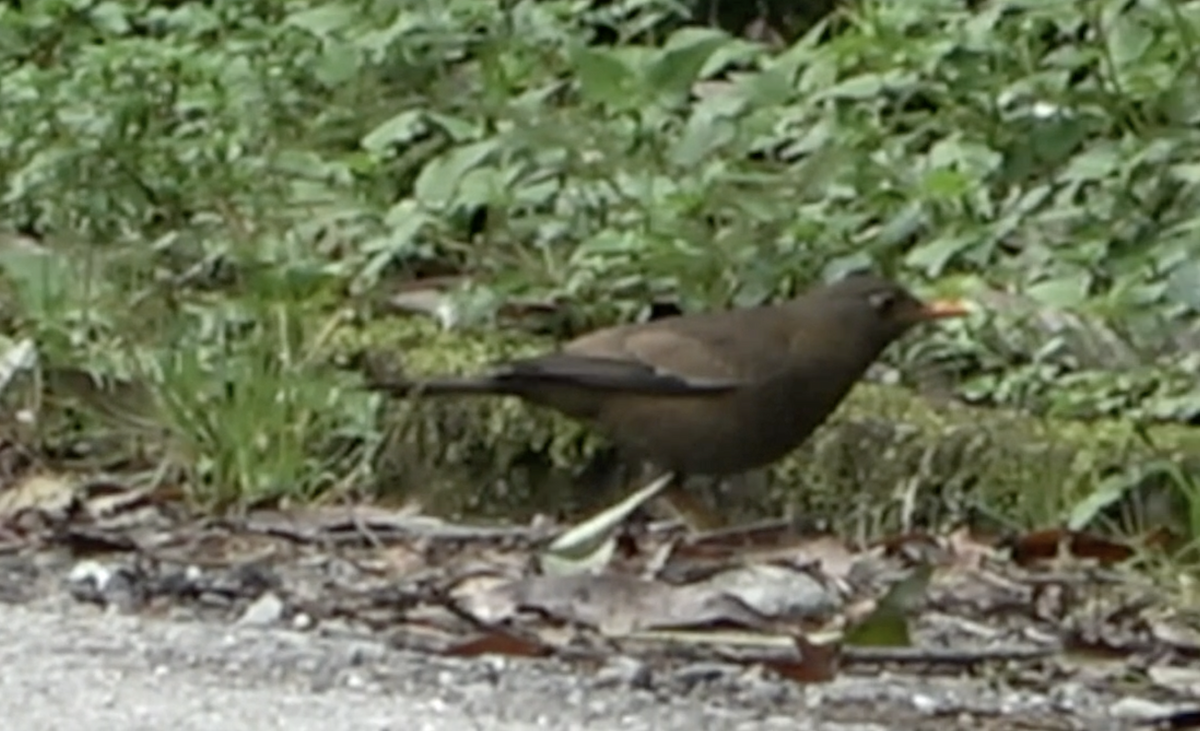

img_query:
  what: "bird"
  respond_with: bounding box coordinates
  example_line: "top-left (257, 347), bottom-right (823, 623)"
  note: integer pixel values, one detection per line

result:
top-left (364, 273), bottom-right (970, 519)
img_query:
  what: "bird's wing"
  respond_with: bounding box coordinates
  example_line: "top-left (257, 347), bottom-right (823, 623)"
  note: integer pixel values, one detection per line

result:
top-left (517, 322), bottom-right (756, 392)
top-left (619, 309), bottom-right (805, 376)
top-left (494, 337), bottom-right (746, 396)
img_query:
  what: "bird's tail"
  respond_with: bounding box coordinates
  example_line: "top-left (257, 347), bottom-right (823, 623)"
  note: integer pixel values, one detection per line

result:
top-left (362, 375), bottom-right (513, 398)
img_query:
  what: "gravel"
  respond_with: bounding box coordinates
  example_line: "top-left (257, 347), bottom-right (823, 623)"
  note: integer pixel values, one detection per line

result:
top-left (0, 597), bottom-right (1153, 731)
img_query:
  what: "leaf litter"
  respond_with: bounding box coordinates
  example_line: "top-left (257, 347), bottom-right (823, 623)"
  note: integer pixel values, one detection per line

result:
top-left (0, 457), bottom-right (1198, 728)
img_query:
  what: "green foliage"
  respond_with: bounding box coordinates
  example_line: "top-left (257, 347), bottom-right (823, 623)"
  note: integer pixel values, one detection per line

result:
top-left (0, 0), bottom-right (1198, 533)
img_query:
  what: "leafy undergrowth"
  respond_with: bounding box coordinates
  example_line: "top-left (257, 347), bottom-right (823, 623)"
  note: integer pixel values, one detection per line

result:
top-left (0, 0), bottom-right (1199, 551)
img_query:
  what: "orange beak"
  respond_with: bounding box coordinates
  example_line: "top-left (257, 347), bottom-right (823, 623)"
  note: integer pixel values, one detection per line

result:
top-left (918, 298), bottom-right (972, 320)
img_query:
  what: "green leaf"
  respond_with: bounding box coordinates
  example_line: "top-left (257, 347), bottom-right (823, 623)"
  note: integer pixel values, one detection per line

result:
top-left (1067, 469), bottom-right (1144, 531)
top-left (425, 113), bottom-right (478, 141)
top-left (540, 472), bottom-right (674, 576)
top-left (844, 564), bottom-right (933, 648)
top-left (1169, 162), bottom-right (1200, 185)
top-left (361, 111), bottom-right (426, 153)
top-left (700, 37), bottom-right (762, 77)
top-left (456, 165), bottom-right (508, 208)
top-left (1062, 143), bottom-right (1120, 182)
top-left (670, 107), bottom-right (736, 168)
top-left (1027, 272), bottom-right (1091, 308)
top-left (89, 2), bottom-right (131, 34)
top-left (904, 233), bottom-right (977, 275)
top-left (413, 139), bottom-right (501, 209)
top-left (381, 199), bottom-right (432, 251)
top-left (1030, 117), bottom-right (1092, 167)
top-left (644, 28), bottom-right (730, 102)
top-left (1166, 260), bottom-right (1200, 312)
top-left (737, 65), bottom-right (796, 108)
top-left (313, 42), bottom-right (360, 88)
top-left (928, 138), bottom-right (1002, 179)
top-left (569, 45), bottom-right (640, 108)
top-left (819, 73), bottom-right (884, 100)
top-left (875, 203), bottom-right (927, 249)
top-left (920, 168), bottom-right (971, 198)
top-left (285, 4), bottom-right (357, 36)
top-left (1107, 14), bottom-right (1154, 68)
top-left (0, 247), bottom-right (75, 319)
top-left (823, 252), bottom-right (876, 281)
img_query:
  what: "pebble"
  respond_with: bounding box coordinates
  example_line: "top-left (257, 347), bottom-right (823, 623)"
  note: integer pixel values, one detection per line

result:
top-left (593, 655), bottom-right (652, 689)
top-left (238, 592), bottom-right (285, 626)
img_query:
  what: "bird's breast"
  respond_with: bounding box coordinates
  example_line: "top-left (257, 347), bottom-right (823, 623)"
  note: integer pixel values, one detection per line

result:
top-left (591, 373), bottom-right (860, 476)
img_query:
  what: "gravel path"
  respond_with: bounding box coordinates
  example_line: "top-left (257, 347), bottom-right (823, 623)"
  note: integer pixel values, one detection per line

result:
top-left (1, 535), bottom-right (1188, 731)
top-left (0, 601), bottom-right (831, 731)
top-left (0, 597), bottom-right (1160, 731)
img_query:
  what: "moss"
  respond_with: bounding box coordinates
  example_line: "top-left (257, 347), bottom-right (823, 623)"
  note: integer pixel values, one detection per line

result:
top-left (336, 317), bottom-right (1200, 531)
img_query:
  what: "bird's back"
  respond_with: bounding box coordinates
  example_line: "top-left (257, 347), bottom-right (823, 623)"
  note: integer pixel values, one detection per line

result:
top-left (564, 301), bottom-right (810, 381)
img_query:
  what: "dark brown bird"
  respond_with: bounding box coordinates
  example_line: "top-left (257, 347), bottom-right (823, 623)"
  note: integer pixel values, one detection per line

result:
top-left (365, 274), bottom-right (969, 481)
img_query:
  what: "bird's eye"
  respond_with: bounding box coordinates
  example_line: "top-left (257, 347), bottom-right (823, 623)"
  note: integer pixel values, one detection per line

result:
top-left (867, 290), bottom-right (898, 312)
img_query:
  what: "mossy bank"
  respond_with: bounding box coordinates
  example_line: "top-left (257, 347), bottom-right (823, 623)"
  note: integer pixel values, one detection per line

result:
top-left (346, 317), bottom-right (1200, 534)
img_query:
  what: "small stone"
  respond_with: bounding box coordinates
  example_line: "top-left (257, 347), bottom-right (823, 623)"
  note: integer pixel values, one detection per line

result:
top-left (67, 560), bottom-right (144, 611)
top-left (592, 656), bottom-right (651, 689)
top-left (1110, 697), bottom-right (1177, 720)
top-left (68, 560), bottom-right (112, 590)
top-left (911, 693), bottom-right (940, 713)
top-left (292, 612), bottom-right (314, 630)
top-left (238, 592), bottom-right (285, 626)
top-left (670, 661), bottom-right (738, 688)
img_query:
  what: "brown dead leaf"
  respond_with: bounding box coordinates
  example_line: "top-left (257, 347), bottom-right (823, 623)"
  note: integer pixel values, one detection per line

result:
top-left (498, 564), bottom-right (840, 637)
top-left (678, 518), bottom-right (830, 555)
top-left (791, 535), bottom-right (862, 581)
top-left (445, 630), bottom-right (552, 659)
top-left (56, 526), bottom-right (141, 554)
top-left (243, 505), bottom-right (546, 546)
top-left (945, 526), bottom-right (1000, 571)
top-left (347, 543), bottom-right (427, 577)
top-left (0, 472), bottom-right (79, 521)
top-left (148, 528), bottom-right (282, 567)
top-left (512, 574), bottom-right (676, 635)
top-left (1007, 528), bottom-right (1135, 566)
top-left (494, 573), bottom-right (777, 636)
top-left (665, 524), bottom-right (864, 584)
top-left (1150, 616), bottom-right (1200, 655)
top-left (691, 564), bottom-right (839, 625)
top-left (1057, 649), bottom-right (1134, 684)
top-left (764, 634), bottom-right (842, 684)
top-left (80, 479), bottom-right (180, 519)
top-left (451, 572), bottom-right (523, 624)
top-left (1148, 666), bottom-right (1200, 696)
top-left (872, 531), bottom-right (950, 564)
top-left (386, 613), bottom-right (469, 654)
top-left (70, 480), bottom-right (184, 538)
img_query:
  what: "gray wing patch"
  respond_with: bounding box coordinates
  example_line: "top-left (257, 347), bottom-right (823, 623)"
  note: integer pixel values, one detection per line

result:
top-left (491, 353), bottom-right (744, 395)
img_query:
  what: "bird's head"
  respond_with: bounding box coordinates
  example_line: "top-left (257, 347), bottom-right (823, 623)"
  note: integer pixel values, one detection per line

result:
top-left (810, 273), bottom-right (972, 347)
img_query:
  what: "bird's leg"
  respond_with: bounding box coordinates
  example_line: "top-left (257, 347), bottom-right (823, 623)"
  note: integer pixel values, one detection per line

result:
top-left (572, 444), bottom-right (632, 509)
top-left (656, 473), bottom-right (727, 534)
top-left (596, 452), bottom-right (723, 533)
